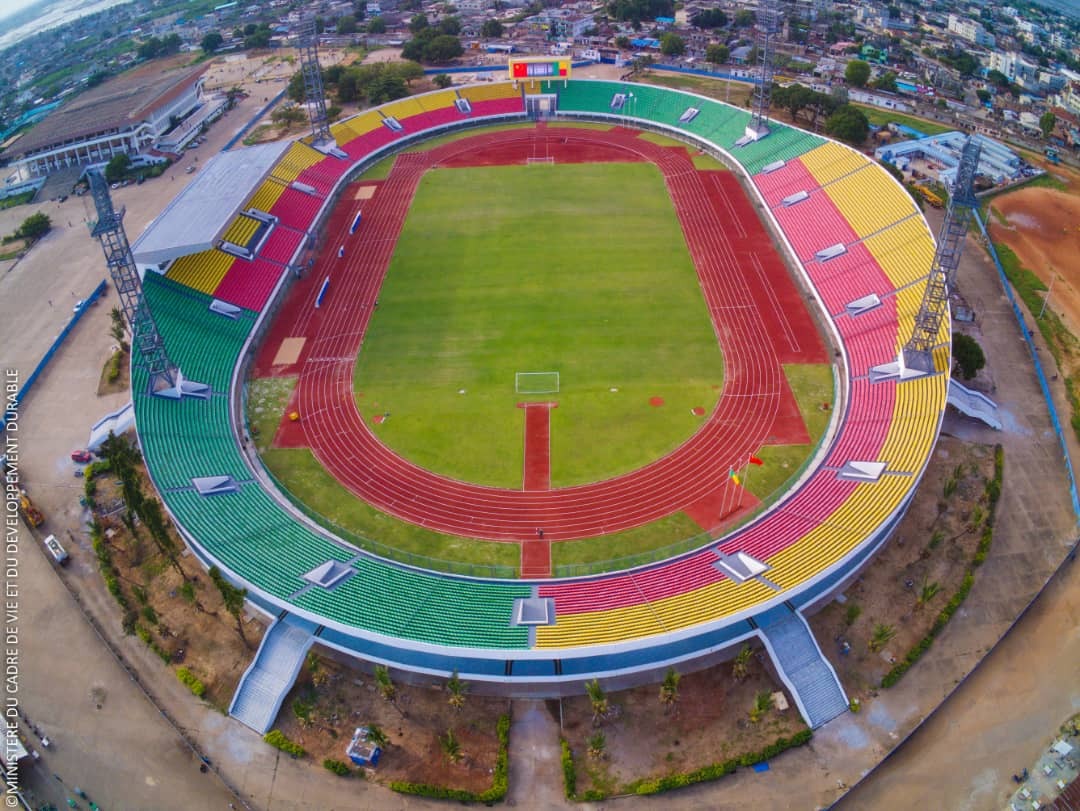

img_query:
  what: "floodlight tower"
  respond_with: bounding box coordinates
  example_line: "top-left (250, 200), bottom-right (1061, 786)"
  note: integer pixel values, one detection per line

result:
top-left (88, 171), bottom-right (207, 399)
top-left (297, 14), bottom-right (332, 146)
top-left (900, 137), bottom-right (983, 375)
top-left (747, 0), bottom-right (780, 141)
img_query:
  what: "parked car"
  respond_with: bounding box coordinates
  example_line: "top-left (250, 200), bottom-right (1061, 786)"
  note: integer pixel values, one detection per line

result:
top-left (70, 449), bottom-right (92, 463)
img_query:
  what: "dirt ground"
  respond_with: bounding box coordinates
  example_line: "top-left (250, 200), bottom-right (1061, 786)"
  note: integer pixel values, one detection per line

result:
top-left (90, 466), bottom-right (265, 711)
top-left (809, 437), bottom-right (997, 699)
top-left (274, 654), bottom-right (508, 792)
top-left (561, 654), bottom-right (808, 797)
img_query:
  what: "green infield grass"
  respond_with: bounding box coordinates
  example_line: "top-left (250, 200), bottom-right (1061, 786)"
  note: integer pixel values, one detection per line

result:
top-left (355, 161), bottom-right (724, 488)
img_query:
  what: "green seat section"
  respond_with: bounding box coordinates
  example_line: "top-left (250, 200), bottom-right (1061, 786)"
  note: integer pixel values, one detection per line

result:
top-left (295, 559), bottom-right (531, 648)
top-left (142, 273), bottom-right (256, 393)
top-left (736, 122), bottom-right (825, 175)
top-left (543, 79), bottom-right (625, 114)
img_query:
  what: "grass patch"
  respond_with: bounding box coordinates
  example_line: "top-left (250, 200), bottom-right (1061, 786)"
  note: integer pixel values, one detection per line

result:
top-left (636, 131), bottom-right (691, 148)
top-left (262, 448), bottom-right (520, 575)
top-left (0, 246), bottom-right (24, 261)
top-left (853, 106), bottom-right (953, 136)
top-left (246, 376), bottom-right (296, 452)
top-left (551, 512), bottom-right (708, 575)
top-left (692, 152), bottom-right (728, 170)
top-left (356, 162), bottom-right (723, 489)
top-left (0, 191), bottom-right (34, 210)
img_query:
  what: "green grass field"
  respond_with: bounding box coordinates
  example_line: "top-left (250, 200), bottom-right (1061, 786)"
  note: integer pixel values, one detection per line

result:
top-left (355, 162), bottom-right (724, 488)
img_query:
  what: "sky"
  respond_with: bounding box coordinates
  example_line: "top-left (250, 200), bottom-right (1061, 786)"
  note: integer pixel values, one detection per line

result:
top-left (0, 0), bottom-right (134, 53)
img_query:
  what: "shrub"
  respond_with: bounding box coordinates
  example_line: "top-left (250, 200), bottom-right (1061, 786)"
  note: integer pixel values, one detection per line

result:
top-left (844, 603), bottom-right (861, 625)
top-left (560, 737), bottom-right (576, 799)
top-left (391, 713), bottom-right (510, 802)
top-left (176, 666), bottom-right (206, 698)
top-left (323, 758), bottom-right (350, 776)
top-left (264, 729), bottom-right (305, 757)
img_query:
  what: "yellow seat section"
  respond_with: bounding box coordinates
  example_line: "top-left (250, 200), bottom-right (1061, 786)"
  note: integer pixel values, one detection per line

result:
top-left (825, 167), bottom-right (919, 238)
top-left (165, 249), bottom-right (234, 296)
top-left (417, 89), bottom-right (457, 112)
top-left (221, 215), bottom-right (260, 246)
top-left (878, 375), bottom-right (946, 472)
top-left (246, 179), bottom-right (287, 213)
top-left (458, 82), bottom-right (518, 102)
top-left (331, 110), bottom-right (384, 144)
top-left (535, 577), bottom-right (775, 649)
top-left (271, 142), bottom-right (324, 183)
top-left (801, 141), bottom-right (869, 186)
top-left (892, 283), bottom-right (925, 353)
top-left (380, 97), bottom-right (424, 120)
top-left (864, 215), bottom-right (936, 289)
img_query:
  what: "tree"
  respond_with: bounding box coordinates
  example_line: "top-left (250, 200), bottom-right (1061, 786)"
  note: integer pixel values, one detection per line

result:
top-left (692, 8), bottom-right (728, 28)
top-left (975, 88), bottom-right (991, 105)
top-left (868, 623), bottom-right (896, 652)
top-left (365, 724), bottom-right (389, 748)
top-left (705, 43), bottom-right (729, 65)
top-left (286, 71), bottom-right (305, 102)
top-left (424, 34), bottom-right (464, 63)
top-left (16, 212), bottom-right (52, 244)
top-left (209, 565), bottom-right (251, 648)
top-left (660, 33), bottom-right (686, 58)
top-left (1039, 111), bottom-right (1056, 139)
top-left (734, 9), bottom-right (755, 27)
top-left (109, 306), bottom-right (128, 350)
top-left (409, 13), bottom-right (429, 34)
top-left (481, 18), bottom-right (503, 38)
top-left (104, 153), bottom-right (132, 183)
top-left (615, 35), bottom-right (631, 49)
top-left (201, 32), bottom-right (223, 54)
top-left (336, 15), bottom-right (358, 34)
top-left (446, 668), bottom-right (468, 711)
top-left (658, 667), bottom-right (680, 714)
top-left (438, 16), bottom-right (461, 36)
top-left (367, 16), bottom-right (387, 34)
top-left (439, 728), bottom-right (462, 763)
top-left (585, 679), bottom-right (608, 725)
top-left (271, 105), bottom-right (306, 127)
top-left (749, 691), bottom-right (773, 723)
top-left (731, 643), bottom-right (752, 681)
top-left (374, 664), bottom-right (404, 716)
top-left (845, 59), bottom-right (871, 88)
top-left (433, 73), bottom-right (452, 88)
top-left (873, 70), bottom-right (898, 93)
top-left (825, 104), bottom-right (869, 145)
top-left (952, 333), bottom-right (985, 380)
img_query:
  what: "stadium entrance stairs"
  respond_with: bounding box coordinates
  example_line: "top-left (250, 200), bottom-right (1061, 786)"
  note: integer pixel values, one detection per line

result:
top-left (947, 379), bottom-right (1003, 430)
top-left (229, 613), bottom-right (317, 734)
top-left (757, 605), bottom-right (849, 729)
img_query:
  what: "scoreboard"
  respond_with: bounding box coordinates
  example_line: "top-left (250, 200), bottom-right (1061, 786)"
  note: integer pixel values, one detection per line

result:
top-left (509, 57), bottom-right (571, 80)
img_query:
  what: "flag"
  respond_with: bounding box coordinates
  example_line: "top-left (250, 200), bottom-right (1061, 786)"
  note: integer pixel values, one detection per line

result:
top-left (749, 455), bottom-right (764, 466)
top-left (732, 473), bottom-right (742, 486)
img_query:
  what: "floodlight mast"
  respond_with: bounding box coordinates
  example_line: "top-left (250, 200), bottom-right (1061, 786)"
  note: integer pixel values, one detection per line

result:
top-left (749, 0), bottom-right (780, 138)
top-left (88, 170), bottom-right (207, 399)
top-left (901, 137), bottom-right (982, 374)
top-left (297, 15), bottom-right (332, 145)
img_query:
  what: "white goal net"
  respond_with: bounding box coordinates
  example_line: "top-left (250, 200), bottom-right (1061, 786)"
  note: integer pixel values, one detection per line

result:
top-left (515, 371), bottom-right (560, 394)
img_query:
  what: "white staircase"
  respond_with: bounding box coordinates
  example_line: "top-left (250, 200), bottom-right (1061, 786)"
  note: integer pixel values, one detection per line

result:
top-left (759, 607), bottom-right (849, 729)
top-left (947, 379), bottom-right (1002, 430)
top-left (229, 614), bottom-right (315, 734)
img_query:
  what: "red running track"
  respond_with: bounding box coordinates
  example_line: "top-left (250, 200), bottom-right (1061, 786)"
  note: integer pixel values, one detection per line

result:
top-left (520, 402), bottom-right (554, 491)
top-left (278, 126), bottom-right (822, 542)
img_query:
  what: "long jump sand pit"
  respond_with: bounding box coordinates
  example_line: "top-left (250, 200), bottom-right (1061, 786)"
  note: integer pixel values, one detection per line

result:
top-left (989, 186), bottom-right (1080, 333)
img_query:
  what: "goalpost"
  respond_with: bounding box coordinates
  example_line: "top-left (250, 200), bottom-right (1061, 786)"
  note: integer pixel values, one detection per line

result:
top-left (526, 156), bottom-right (555, 165)
top-left (515, 371), bottom-right (560, 394)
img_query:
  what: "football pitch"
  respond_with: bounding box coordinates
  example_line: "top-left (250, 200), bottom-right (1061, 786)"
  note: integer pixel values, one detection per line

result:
top-left (354, 161), bottom-right (726, 488)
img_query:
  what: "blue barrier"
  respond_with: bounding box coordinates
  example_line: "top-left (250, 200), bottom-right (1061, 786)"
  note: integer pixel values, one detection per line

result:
top-left (315, 276), bottom-right (330, 308)
top-left (221, 89), bottom-right (287, 153)
top-left (974, 211), bottom-right (1080, 523)
top-left (2, 278), bottom-right (107, 431)
top-left (350, 212), bottom-right (362, 234)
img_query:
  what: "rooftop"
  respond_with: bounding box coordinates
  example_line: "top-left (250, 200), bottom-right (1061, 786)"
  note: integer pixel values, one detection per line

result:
top-left (14, 59), bottom-right (208, 158)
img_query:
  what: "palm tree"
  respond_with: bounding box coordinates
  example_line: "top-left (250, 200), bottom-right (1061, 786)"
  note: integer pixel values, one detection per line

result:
top-left (585, 679), bottom-right (608, 726)
top-left (732, 644), bottom-right (752, 682)
top-left (915, 577), bottom-right (940, 611)
top-left (365, 724), bottom-right (389, 749)
top-left (446, 668), bottom-right (468, 712)
top-left (658, 667), bottom-right (680, 715)
top-left (439, 728), bottom-right (462, 763)
top-left (373, 664), bottom-right (402, 716)
top-left (587, 731), bottom-right (606, 760)
top-left (749, 691), bottom-right (773, 723)
top-left (868, 623), bottom-right (897, 652)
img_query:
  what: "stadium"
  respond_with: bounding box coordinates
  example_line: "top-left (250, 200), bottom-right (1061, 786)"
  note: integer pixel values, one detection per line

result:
top-left (122, 74), bottom-right (945, 737)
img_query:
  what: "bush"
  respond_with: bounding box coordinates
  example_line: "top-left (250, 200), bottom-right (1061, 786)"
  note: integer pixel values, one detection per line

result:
top-left (953, 333), bottom-right (986, 380)
top-left (323, 758), bottom-right (351, 776)
top-left (264, 729), bottom-right (305, 757)
top-left (561, 737), bottom-right (576, 798)
top-left (176, 666), bottom-right (206, 698)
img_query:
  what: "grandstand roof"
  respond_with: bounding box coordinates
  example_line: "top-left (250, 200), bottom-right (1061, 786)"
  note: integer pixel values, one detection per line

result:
top-left (13, 61), bottom-right (208, 158)
top-left (132, 141), bottom-right (291, 266)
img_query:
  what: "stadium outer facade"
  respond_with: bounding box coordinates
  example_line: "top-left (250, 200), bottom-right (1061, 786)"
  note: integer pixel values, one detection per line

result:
top-left (130, 80), bottom-right (947, 720)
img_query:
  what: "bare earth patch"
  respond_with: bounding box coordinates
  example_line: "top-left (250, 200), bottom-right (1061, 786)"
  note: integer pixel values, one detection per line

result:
top-left (808, 437), bottom-right (997, 698)
top-left (274, 655), bottom-right (508, 793)
top-left (562, 652), bottom-right (808, 797)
